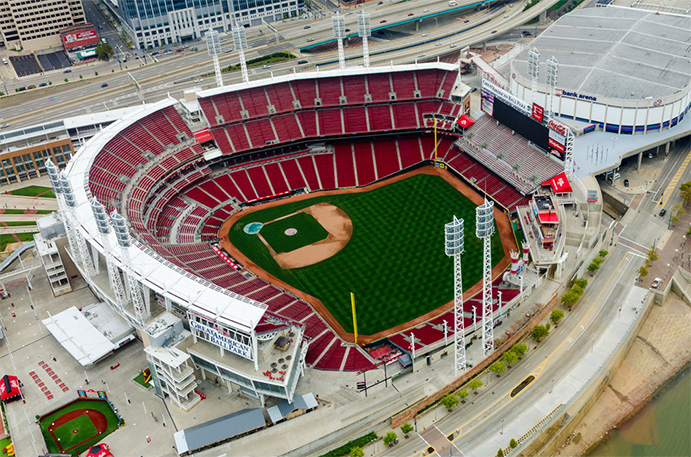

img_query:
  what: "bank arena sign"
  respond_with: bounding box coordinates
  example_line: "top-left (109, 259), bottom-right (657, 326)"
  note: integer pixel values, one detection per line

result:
top-left (555, 88), bottom-right (597, 102)
top-left (190, 320), bottom-right (252, 359)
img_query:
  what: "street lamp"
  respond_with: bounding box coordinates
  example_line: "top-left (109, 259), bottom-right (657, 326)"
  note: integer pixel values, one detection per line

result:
top-left (550, 378), bottom-right (554, 394)
top-left (501, 418), bottom-right (504, 435)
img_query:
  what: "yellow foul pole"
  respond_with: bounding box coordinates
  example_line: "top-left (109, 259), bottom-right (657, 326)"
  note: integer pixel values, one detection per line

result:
top-left (434, 117), bottom-right (438, 161)
top-left (351, 292), bottom-right (358, 345)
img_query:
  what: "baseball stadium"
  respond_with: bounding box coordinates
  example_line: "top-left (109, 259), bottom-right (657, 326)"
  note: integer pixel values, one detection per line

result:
top-left (57, 61), bottom-right (561, 409)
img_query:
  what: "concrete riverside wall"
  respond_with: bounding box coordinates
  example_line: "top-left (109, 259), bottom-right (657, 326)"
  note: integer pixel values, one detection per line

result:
top-left (391, 290), bottom-right (559, 429)
top-left (517, 289), bottom-right (655, 457)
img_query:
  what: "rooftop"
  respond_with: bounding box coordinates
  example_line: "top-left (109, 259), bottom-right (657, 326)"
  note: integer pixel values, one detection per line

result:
top-left (512, 7), bottom-right (691, 101)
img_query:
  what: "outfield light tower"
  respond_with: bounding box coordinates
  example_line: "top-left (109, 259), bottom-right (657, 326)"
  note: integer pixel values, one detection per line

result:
top-left (91, 199), bottom-right (126, 311)
top-left (205, 29), bottom-right (224, 88)
top-left (476, 199), bottom-right (495, 356)
top-left (527, 47), bottom-right (540, 108)
top-left (357, 10), bottom-right (371, 67)
top-left (232, 22), bottom-right (250, 83)
top-left (58, 171), bottom-right (95, 279)
top-left (564, 125), bottom-right (575, 178)
top-left (546, 56), bottom-right (559, 120)
top-left (332, 13), bottom-right (346, 70)
top-left (111, 210), bottom-right (149, 326)
top-left (46, 160), bottom-right (80, 269)
top-left (445, 216), bottom-right (468, 377)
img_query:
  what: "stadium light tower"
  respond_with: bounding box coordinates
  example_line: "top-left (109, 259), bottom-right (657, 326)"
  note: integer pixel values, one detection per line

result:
top-left (527, 47), bottom-right (540, 108)
top-left (111, 210), bottom-right (149, 326)
top-left (91, 199), bottom-right (126, 311)
top-left (546, 56), bottom-right (559, 120)
top-left (332, 13), bottom-right (346, 70)
top-left (46, 160), bottom-right (80, 269)
top-left (232, 22), bottom-right (250, 83)
top-left (58, 170), bottom-right (95, 279)
top-left (564, 126), bottom-right (575, 178)
top-left (205, 29), bottom-right (224, 88)
top-left (445, 216), bottom-right (468, 377)
top-left (476, 199), bottom-right (495, 357)
top-left (357, 10), bottom-right (371, 67)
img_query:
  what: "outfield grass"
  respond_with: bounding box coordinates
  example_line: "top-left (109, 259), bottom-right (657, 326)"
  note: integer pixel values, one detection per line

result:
top-left (8, 185), bottom-right (55, 198)
top-left (261, 212), bottom-right (329, 254)
top-left (229, 174), bottom-right (505, 335)
top-left (53, 415), bottom-right (98, 450)
top-left (39, 398), bottom-right (120, 456)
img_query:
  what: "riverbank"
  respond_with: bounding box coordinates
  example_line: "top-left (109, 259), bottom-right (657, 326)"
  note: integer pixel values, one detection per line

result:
top-left (555, 284), bottom-right (691, 455)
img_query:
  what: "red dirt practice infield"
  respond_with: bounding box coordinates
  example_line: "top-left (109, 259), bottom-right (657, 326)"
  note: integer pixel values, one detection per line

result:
top-left (47, 409), bottom-right (107, 453)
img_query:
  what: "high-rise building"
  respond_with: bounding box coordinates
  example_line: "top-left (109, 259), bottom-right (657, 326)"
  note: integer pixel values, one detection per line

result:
top-left (0, 0), bottom-right (85, 51)
top-left (116, 0), bottom-right (303, 50)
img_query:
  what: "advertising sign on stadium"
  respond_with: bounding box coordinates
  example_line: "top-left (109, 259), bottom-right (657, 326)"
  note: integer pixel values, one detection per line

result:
top-left (547, 119), bottom-right (566, 155)
top-left (62, 28), bottom-right (99, 50)
top-left (532, 103), bottom-right (544, 123)
top-left (555, 88), bottom-right (597, 102)
top-left (190, 320), bottom-right (252, 359)
top-left (481, 89), bottom-right (495, 117)
top-left (482, 79), bottom-right (530, 114)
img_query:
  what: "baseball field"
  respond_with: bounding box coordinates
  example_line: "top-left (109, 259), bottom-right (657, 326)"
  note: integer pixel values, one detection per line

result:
top-left (38, 398), bottom-right (121, 456)
top-left (226, 169), bottom-right (509, 337)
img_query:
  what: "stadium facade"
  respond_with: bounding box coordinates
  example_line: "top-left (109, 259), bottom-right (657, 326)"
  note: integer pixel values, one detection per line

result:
top-left (116, 0), bottom-right (303, 49)
top-left (510, 7), bottom-right (691, 134)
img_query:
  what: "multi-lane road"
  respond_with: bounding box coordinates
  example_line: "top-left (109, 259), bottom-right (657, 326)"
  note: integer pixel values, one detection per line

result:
top-left (0, 0), bottom-right (559, 127)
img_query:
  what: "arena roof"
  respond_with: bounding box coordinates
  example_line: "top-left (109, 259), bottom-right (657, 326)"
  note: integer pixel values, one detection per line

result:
top-left (512, 7), bottom-right (691, 101)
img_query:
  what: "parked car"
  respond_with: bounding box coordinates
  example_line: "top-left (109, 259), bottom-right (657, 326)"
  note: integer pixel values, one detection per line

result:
top-left (408, 13), bottom-right (414, 16)
top-left (224, 48), bottom-right (233, 53)
top-left (651, 278), bottom-right (661, 288)
top-left (27, 85), bottom-right (36, 89)
top-left (624, 178), bottom-right (629, 187)
top-left (262, 64), bottom-right (271, 69)
top-left (63, 69), bottom-right (72, 73)
top-left (39, 82), bottom-right (47, 87)
top-left (0, 124), bottom-right (10, 129)
top-left (194, 78), bottom-right (203, 83)
top-left (101, 83), bottom-right (108, 88)
top-left (304, 25), bottom-right (311, 29)
top-left (421, 33), bottom-right (429, 37)
top-left (449, 43), bottom-right (457, 48)
top-left (417, 53), bottom-right (426, 58)
top-left (380, 19), bottom-right (387, 23)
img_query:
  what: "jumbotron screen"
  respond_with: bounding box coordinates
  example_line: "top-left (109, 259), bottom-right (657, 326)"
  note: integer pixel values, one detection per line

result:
top-left (492, 98), bottom-right (556, 156)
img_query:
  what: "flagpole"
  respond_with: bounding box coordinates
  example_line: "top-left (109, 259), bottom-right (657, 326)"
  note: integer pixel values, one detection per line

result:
top-left (351, 292), bottom-right (358, 345)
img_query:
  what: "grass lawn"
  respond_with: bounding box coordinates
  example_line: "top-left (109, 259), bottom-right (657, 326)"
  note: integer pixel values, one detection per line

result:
top-left (39, 398), bottom-right (120, 456)
top-left (133, 371), bottom-right (151, 388)
top-left (2, 209), bottom-right (54, 214)
top-left (9, 185), bottom-right (55, 198)
top-left (0, 437), bottom-right (12, 457)
top-left (52, 415), bottom-right (98, 450)
top-left (229, 174), bottom-right (506, 335)
top-left (2, 221), bottom-right (37, 226)
top-left (261, 212), bottom-right (329, 254)
top-left (0, 232), bottom-right (37, 251)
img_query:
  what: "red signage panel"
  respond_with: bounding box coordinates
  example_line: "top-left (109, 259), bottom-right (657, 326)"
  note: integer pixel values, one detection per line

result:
top-left (62, 28), bottom-right (99, 50)
top-left (532, 103), bottom-right (544, 123)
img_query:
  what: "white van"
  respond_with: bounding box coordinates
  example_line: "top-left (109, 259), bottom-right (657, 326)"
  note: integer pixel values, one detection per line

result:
top-left (1, 58), bottom-right (7, 65)
top-left (449, 1), bottom-right (458, 5)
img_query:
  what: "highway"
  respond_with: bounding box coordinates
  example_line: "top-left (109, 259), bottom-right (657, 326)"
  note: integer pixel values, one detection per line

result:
top-left (0, 0), bottom-right (559, 127)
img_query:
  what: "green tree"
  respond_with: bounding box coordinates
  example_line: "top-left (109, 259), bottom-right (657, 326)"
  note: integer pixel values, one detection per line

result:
top-left (587, 262), bottom-right (599, 273)
top-left (350, 446), bottom-right (364, 457)
top-left (490, 361), bottom-right (506, 377)
top-left (598, 249), bottom-right (608, 258)
top-left (503, 351), bottom-right (517, 367)
top-left (441, 393), bottom-right (459, 410)
top-left (673, 203), bottom-right (685, 216)
top-left (511, 343), bottom-right (527, 358)
top-left (94, 71), bottom-right (99, 76)
top-left (574, 278), bottom-right (588, 289)
top-left (383, 431), bottom-right (398, 446)
top-left (638, 265), bottom-right (648, 278)
top-left (593, 257), bottom-right (604, 266)
top-left (469, 379), bottom-right (483, 393)
top-left (561, 290), bottom-right (580, 308)
top-left (530, 324), bottom-right (549, 342)
top-left (401, 422), bottom-right (413, 437)
top-left (679, 181), bottom-right (691, 206)
top-left (95, 42), bottom-right (114, 60)
top-left (458, 390), bottom-right (469, 402)
top-left (79, 75), bottom-right (83, 79)
top-left (497, 448), bottom-right (505, 457)
top-left (647, 246), bottom-right (658, 262)
top-left (48, 81), bottom-right (52, 85)
top-left (510, 438), bottom-right (518, 448)
top-left (64, 78), bottom-right (68, 82)
top-left (571, 284), bottom-right (584, 296)
top-left (550, 309), bottom-right (564, 325)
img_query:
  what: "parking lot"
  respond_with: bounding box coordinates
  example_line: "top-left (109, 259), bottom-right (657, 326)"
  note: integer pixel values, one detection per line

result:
top-left (9, 54), bottom-right (42, 77)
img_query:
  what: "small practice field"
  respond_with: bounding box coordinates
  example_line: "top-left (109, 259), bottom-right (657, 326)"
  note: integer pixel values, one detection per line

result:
top-left (38, 398), bottom-right (121, 456)
top-left (227, 170), bottom-right (508, 336)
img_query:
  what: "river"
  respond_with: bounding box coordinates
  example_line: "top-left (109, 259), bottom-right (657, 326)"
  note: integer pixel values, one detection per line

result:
top-left (588, 366), bottom-right (690, 457)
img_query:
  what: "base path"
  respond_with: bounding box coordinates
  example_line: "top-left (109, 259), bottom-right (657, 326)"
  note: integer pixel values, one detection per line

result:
top-left (219, 166), bottom-right (516, 344)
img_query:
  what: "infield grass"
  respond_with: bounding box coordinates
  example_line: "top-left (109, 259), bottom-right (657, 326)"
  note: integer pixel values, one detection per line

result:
top-left (39, 398), bottom-right (120, 456)
top-left (261, 212), bottom-right (329, 254)
top-left (53, 415), bottom-right (98, 450)
top-left (229, 173), bottom-right (505, 335)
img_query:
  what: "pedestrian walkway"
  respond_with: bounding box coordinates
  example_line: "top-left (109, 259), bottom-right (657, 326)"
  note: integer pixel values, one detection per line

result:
top-left (421, 425), bottom-right (463, 457)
